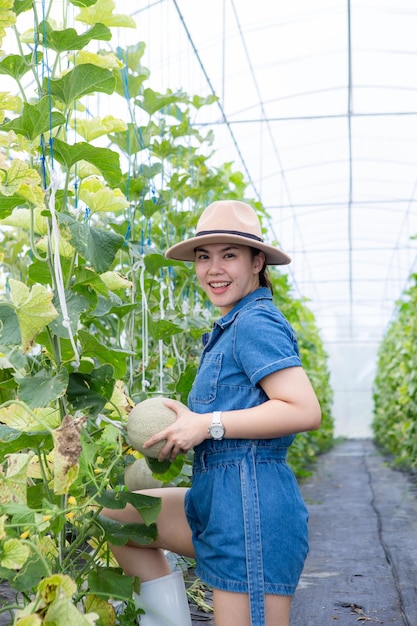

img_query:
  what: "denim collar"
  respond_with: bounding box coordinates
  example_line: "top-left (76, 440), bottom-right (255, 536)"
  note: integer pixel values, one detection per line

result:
top-left (216, 287), bottom-right (272, 329)
top-left (201, 288), bottom-right (272, 347)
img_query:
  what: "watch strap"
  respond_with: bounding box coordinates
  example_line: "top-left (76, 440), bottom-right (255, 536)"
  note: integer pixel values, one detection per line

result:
top-left (212, 411), bottom-right (222, 425)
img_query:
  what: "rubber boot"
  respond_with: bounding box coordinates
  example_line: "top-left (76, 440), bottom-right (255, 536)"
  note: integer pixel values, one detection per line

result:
top-left (133, 570), bottom-right (192, 626)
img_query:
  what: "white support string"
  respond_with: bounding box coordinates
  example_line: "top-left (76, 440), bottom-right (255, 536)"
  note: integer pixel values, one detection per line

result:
top-left (167, 274), bottom-right (185, 369)
top-left (158, 279), bottom-right (166, 393)
top-left (135, 257), bottom-right (150, 391)
top-left (48, 170), bottom-right (80, 368)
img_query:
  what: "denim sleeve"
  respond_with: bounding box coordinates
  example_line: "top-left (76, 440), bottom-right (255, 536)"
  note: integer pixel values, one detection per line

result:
top-left (233, 305), bottom-right (302, 385)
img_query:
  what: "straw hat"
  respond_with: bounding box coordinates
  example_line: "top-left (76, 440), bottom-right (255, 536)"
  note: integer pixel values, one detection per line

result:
top-left (165, 200), bottom-right (291, 265)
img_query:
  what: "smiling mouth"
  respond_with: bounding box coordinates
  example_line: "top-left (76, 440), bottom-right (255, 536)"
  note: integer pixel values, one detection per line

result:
top-left (209, 281), bottom-right (231, 289)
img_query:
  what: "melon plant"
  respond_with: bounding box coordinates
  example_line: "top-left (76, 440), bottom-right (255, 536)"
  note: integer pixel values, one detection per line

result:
top-left (373, 273), bottom-right (417, 471)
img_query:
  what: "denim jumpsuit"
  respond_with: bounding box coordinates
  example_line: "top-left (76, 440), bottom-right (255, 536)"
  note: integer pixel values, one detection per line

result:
top-left (184, 288), bottom-right (309, 626)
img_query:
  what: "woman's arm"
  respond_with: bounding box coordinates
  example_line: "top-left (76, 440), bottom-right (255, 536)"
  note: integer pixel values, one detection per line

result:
top-left (221, 365), bottom-right (321, 439)
top-left (143, 366), bottom-right (321, 462)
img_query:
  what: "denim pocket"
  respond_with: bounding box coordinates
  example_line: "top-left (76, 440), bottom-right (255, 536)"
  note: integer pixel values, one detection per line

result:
top-left (189, 352), bottom-right (222, 406)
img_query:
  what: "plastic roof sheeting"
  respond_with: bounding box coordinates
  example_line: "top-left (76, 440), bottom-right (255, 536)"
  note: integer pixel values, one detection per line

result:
top-left (128, 0), bottom-right (417, 349)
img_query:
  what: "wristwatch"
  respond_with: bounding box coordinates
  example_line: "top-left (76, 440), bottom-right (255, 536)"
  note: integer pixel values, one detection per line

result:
top-left (208, 411), bottom-right (225, 440)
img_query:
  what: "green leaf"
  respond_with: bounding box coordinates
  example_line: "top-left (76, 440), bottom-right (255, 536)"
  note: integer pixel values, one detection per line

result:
top-left (47, 138), bottom-right (122, 186)
top-left (88, 567), bottom-right (135, 600)
top-left (13, 0), bottom-right (33, 15)
top-left (0, 423), bottom-right (27, 443)
top-left (116, 42), bottom-right (146, 73)
top-left (0, 425), bottom-right (52, 456)
top-left (37, 21), bottom-right (111, 52)
top-left (78, 330), bottom-right (133, 378)
top-left (144, 253), bottom-right (179, 276)
top-left (16, 368), bottom-right (69, 409)
top-left (66, 365), bottom-right (115, 416)
top-left (69, 0), bottom-right (98, 6)
top-left (139, 88), bottom-right (188, 116)
top-left (96, 514), bottom-right (157, 546)
top-left (114, 69), bottom-right (148, 100)
top-left (0, 195), bottom-right (27, 215)
top-left (95, 490), bottom-right (161, 526)
top-left (73, 267), bottom-right (110, 296)
top-left (0, 52), bottom-right (43, 79)
top-left (49, 290), bottom-right (90, 338)
top-left (175, 364), bottom-right (198, 404)
top-left (145, 456), bottom-right (173, 475)
top-left (110, 122), bottom-right (160, 154)
top-left (2, 550), bottom-right (50, 592)
top-left (1, 96), bottom-right (66, 140)
top-left (148, 318), bottom-right (183, 341)
top-left (58, 212), bottom-right (124, 273)
top-left (0, 303), bottom-right (21, 344)
top-left (43, 63), bottom-right (115, 106)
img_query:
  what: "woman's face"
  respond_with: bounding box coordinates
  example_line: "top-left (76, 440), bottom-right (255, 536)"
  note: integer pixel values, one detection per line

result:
top-left (194, 243), bottom-right (265, 315)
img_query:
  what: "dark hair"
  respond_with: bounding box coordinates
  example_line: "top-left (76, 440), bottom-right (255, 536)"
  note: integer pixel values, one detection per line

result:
top-left (251, 248), bottom-right (274, 294)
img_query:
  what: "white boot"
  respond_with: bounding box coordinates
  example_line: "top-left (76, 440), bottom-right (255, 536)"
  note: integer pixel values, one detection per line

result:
top-left (133, 570), bottom-right (192, 626)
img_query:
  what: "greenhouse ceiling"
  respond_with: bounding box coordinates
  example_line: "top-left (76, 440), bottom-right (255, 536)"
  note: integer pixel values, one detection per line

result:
top-left (125, 0), bottom-right (417, 346)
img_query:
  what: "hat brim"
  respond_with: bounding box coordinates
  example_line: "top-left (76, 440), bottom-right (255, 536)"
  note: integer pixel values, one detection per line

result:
top-left (165, 233), bottom-right (291, 265)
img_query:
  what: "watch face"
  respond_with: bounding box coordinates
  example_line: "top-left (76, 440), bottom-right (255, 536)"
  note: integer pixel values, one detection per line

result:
top-left (210, 424), bottom-right (224, 439)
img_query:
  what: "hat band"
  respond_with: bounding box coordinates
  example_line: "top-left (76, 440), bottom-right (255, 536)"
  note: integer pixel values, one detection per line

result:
top-left (195, 229), bottom-right (263, 243)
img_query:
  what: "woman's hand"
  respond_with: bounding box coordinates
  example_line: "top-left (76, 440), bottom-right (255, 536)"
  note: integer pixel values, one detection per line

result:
top-left (142, 399), bottom-right (210, 462)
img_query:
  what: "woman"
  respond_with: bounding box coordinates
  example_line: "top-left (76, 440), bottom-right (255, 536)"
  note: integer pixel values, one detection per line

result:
top-left (103, 200), bottom-right (321, 626)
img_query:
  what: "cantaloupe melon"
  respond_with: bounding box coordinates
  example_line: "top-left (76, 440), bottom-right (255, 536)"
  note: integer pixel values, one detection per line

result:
top-left (124, 458), bottom-right (163, 491)
top-left (127, 396), bottom-right (178, 458)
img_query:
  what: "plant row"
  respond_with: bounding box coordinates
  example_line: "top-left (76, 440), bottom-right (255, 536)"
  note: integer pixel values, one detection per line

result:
top-left (373, 272), bottom-right (417, 472)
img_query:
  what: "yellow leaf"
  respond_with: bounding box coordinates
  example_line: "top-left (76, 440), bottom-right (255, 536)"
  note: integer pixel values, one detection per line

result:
top-left (0, 403), bottom-right (61, 432)
top-left (0, 159), bottom-right (41, 197)
top-left (38, 573), bottom-right (77, 602)
top-left (76, 160), bottom-right (102, 179)
top-left (9, 279), bottom-right (59, 352)
top-left (1, 538), bottom-right (30, 570)
top-left (100, 271), bottom-right (133, 291)
top-left (0, 91), bottom-right (21, 112)
top-left (70, 114), bottom-right (127, 142)
top-left (0, 514), bottom-right (7, 539)
top-left (36, 234), bottom-right (75, 258)
top-left (79, 184), bottom-right (130, 214)
top-left (3, 452), bottom-right (32, 504)
top-left (0, 207), bottom-right (48, 234)
top-left (14, 182), bottom-right (45, 207)
top-left (71, 50), bottom-right (124, 70)
top-left (0, 1), bottom-right (16, 47)
top-left (14, 612), bottom-right (43, 625)
top-left (75, 0), bottom-right (136, 28)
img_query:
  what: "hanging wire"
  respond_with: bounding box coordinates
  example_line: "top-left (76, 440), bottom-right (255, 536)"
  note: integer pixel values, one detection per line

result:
top-left (37, 0), bottom-right (79, 367)
top-left (158, 277), bottom-right (166, 393)
top-left (136, 258), bottom-right (150, 391)
top-left (48, 172), bottom-right (80, 366)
